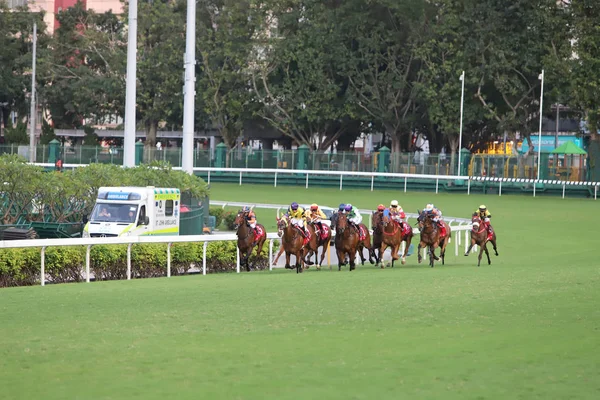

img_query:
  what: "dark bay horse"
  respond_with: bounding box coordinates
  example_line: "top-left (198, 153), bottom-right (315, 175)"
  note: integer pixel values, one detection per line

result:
top-left (332, 212), bottom-right (360, 271)
top-left (356, 221), bottom-right (376, 266)
top-left (234, 211), bottom-right (266, 271)
top-left (465, 214), bottom-right (498, 266)
top-left (371, 212), bottom-right (384, 264)
top-left (377, 215), bottom-right (414, 268)
top-left (304, 220), bottom-right (332, 270)
top-left (416, 211), bottom-right (452, 267)
top-left (276, 215), bottom-right (306, 273)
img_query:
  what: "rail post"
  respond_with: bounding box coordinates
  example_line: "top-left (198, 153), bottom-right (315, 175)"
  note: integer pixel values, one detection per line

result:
top-left (86, 245), bottom-right (91, 283)
top-left (269, 239), bottom-right (274, 271)
top-left (202, 241), bottom-right (207, 275)
top-left (236, 247), bottom-right (240, 273)
top-left (40, 246), bottom-right (46, 286)
top-left (127, 243), bottom-right (132, 280)
top-left (167, 242), bottom-right (171, 278)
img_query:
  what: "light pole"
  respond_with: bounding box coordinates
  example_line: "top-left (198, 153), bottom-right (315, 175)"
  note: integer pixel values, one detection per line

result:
top-left (123, 0), bottom-right (138, 167)
top-left (181, 0), bottom-right (197, 174)
top-left (537, 69), bottom-right (544, 181)
top-left (29, 22), bottom-right (37, 163)
top-left (457, 70), bottom-right (465, 176)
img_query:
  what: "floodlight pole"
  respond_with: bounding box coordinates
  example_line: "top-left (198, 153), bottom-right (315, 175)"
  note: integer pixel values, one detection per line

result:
top-left (537, 70), bottom-right (545, 181)
top-left (182, 0), bottom-right (197, 174)
top-left (457, 71), bottom-right (465, 175)
top-left (123, 0), bottom-right (138, 167)
top-left (29, 22), bottom-right (37, 163)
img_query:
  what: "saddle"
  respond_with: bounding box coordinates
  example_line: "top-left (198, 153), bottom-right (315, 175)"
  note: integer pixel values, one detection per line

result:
top-left (295, 225), bottom-right (311, 246)
top-left (253, 226), bottom-right (265, 243)
top-left (313, 223), bottom-right (330, 241)
top-left (438, 222), bottom-right (447, 238)
top-left (352, 224), bottom-right (367, 241)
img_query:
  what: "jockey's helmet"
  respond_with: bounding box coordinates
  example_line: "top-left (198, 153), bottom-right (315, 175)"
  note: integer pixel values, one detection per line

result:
top-left (291, 202), bottom-right (299, 210)
top-left (425, 204), bottom-right (434, 211)
top-left (338, 203), bottom-right (346, 211)
top-left (345, 204), bottom-right (353, 212)
top-left (242, 206), bottom-right (250, 212)
top-left (390, 200), bottom-right (399, 208)
top-left (310, 203), bottom-right (318, 211)
top-left (377, 204), bottom-right (385, 211)
top-left (479, 205), bottom-right (487, 211)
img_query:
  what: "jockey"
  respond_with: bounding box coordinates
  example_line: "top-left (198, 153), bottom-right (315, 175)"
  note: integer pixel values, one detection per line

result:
top-left (305, 203), bottom-right (330, 233)
top-left (338, 203), bottom-right (346, 213)
top-left (286, 202), bottom-right (308, 237)
top-left (344, 203), bottom-right (363, 227)
top-left (475, 204), bottom-right (494, 238)
top-left (424, 203), bottom-right (446, 237)
top-left (389, 200), bottom-right (406, 228)
top-left (242, 206), bottom-right (258, 235)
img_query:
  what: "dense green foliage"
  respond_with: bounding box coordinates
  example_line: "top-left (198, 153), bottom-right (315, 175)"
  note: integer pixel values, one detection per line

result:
top-left (1, 0), bottom-right (598, 153)
top-left (0, 155), bottom-right (208, 224)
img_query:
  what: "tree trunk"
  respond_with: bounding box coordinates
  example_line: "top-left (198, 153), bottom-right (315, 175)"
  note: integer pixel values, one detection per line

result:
top-left (449, 135), bottom-right (458, 175)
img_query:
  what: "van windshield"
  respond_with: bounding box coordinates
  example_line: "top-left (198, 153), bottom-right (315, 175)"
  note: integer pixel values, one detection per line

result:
top-left (91, 203), bottom-right (138, 223)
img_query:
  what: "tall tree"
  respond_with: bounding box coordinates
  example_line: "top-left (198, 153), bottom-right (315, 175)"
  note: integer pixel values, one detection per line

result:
top-left (466, 0), bottom-right (571, 155)
top-left (0, 3), bottom-right (48, 133)
top-left (40, 2), bottom-right (125, 128)
top-left (337, 0), bottom-right (432, 153)
top-left (251, 0), bottom-right (351, 149)
top-left (135, 0), bottom-right (186, 148)
top-left (197, 0), bottom-right (266, 152)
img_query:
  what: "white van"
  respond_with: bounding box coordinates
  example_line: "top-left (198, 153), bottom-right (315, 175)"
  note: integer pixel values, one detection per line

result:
top-left (82, 187), bottom-right (181, 237)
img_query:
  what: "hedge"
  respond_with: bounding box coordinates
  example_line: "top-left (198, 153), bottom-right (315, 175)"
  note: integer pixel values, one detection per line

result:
top-left (0, 239), bottom-right (277, 287)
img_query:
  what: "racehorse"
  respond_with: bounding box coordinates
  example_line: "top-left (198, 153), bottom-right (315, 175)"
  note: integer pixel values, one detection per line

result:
top-left (304, 220), bottom-right (332, 270)
top-left (416, 211), bottom-right (452, 267)
top-left (377, 214), bottom-right (414, 268)
top-left (371, 212), bottom-right (383, 264)
top-left (465, 214), bottom-right (498, 266)
top-left (234, 211), bottom-right (266, 271)
top-left (276, 215), bottom-right (307, 273)
top-left (332, 211), bottom-right (361, 271)
top-left (356, 221), bottom-right (376, 266)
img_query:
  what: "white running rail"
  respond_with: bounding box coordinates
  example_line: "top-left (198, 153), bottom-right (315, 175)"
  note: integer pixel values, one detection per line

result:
top-left (33, 163), bottom-right (599, 199)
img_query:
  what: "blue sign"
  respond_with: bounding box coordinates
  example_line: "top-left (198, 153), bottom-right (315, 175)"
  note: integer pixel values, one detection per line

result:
top-left (518, 136), bottom-right (583, 154)
top-left (106, 192), bottom-right (130, 200)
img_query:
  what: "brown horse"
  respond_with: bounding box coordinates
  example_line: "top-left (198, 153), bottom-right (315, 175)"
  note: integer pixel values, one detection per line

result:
top-left (276, 215), bottom-right (306, 273)
top-left (356, 221), bottom-right (376, 266)
top-left (332, 211), bottom-right (360, 271)
top-left (371, 211), bottom-right (384, 264)
top-left (304, 220), bottom-right (332, 270)
top-left (465, 214), bottom-right (498, 266)
top-left (416, 211), bottom-right (452, 267)
top-left (234, 211), bottom-right (266, 271)
top-left (377, 215), bottom-right (414, 268)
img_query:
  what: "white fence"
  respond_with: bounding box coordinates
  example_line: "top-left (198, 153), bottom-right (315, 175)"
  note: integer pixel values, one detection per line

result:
top-left (0, 220), bottom-right (474, 287)
top-left (34, 163), bottom-right (599, 198)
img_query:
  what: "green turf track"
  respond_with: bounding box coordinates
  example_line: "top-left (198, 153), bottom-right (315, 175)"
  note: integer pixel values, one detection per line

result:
top-left (1, 183), bottom-right (599, 399)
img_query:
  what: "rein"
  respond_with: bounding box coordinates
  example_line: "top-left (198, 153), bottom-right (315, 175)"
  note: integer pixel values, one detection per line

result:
top-left (382, 219), bottom-right (399, 236)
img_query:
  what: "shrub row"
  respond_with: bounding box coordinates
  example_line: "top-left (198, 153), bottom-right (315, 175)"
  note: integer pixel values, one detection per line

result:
top-left (0, 240), bottom-right (278, 288)
top-left (209, 207), bottom-right (238, 231)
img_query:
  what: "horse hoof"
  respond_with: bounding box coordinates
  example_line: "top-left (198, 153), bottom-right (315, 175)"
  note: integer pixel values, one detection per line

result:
top-left (401, 258), bottom-right (406, 265)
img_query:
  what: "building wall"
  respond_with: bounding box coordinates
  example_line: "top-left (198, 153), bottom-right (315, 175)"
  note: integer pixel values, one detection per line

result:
top-left (25, 0), bottom-right (124, 33)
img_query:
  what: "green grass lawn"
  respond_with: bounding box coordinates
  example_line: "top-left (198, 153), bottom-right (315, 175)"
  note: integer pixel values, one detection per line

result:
top-left (1, 183), bottom-right (599, 399)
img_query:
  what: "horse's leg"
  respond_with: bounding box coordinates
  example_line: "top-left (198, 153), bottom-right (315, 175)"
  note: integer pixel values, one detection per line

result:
top-left (440, 240), bottom-right (447, 265)
top-left (356, 243), bottom-right (366, 265)
top-left (379, 242), bottom-right (389, 269)
top-left (318, 242), bottom-right (328, 269)
top-left (484, 243), bottom-right (491, 265)
top-left (417, 241), bottom-right (425, 264)
top-left (429, 244), bottom-right (439, 267)
top-left (465, 237), bottom-right (476, 256)
top-left (491, 236), bottom-right (499, 256)
top-left (401, 236), bottom-right (411, 265)
top-left (477, 242), bottom-right (484, 267)
top-left (336, 247), bottom-right (345, 271)
top-left (274, 246), bottom-right (285, 265)
top-left (285, 251), bottom-right (292, 270)
top-left (349, 246), bottom-right (357, 271)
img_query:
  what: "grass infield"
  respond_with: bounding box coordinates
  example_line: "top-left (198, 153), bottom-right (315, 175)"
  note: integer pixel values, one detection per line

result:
top-left (1, 183), bottom-right (598, 399)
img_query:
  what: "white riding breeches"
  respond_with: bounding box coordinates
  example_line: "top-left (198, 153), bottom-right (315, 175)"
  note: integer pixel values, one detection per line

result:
top-left (350, 215), bottom-right (362, 225)
top-left (484, 218), bottom-right (490, 223)
top-left (291, 218), bottom-right (304, 229)
top-left (249, 222), bottom-right (256, 228)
